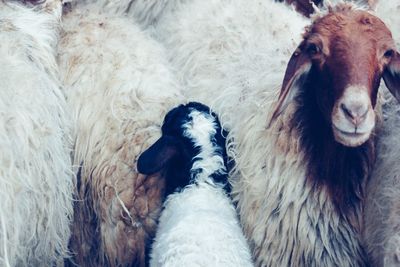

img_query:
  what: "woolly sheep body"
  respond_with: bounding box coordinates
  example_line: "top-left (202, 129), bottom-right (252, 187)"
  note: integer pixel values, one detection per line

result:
top-left (154, 1), bottom-right (375, 266)
top-left (0, 2), bottom-right (73, 266)
top-left (151, 184), bottom-right (253, 267)
top-left (362, 1), bottom-right (400, 266)
top-left (58, 3), bottom-right (184, 266)
top-left (155, 0), bottom-right (308, 130)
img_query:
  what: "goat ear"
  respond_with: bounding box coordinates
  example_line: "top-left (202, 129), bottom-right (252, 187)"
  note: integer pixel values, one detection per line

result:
top-left (269, 42), bottom-right (312, 126)
top-left (137, 136), bottom-right (180, 175)
top-left (384, 51), bottom-right (400, 102)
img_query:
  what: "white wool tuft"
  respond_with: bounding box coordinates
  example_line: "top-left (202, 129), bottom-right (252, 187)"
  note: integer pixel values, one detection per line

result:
top-left (58, 3), bottom-right (184, 266)
top-left (0, 1), bottom-right (73, 266)
top-left (374, 0), bottom-right (400, 48)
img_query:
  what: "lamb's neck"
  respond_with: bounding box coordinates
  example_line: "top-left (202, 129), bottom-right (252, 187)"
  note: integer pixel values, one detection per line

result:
top-left (190, 148), bottom-right (227, 185)
top-left (183, 110), bottom-right (227, 186)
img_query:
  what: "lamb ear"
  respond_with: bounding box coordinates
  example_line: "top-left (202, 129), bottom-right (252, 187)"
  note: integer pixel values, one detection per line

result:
top-left (383, 51), bottom-right (400, 102)
top-left (137, 136), bottom-right (180, 175)
top-left (269, 42), bottom-right (312, 126)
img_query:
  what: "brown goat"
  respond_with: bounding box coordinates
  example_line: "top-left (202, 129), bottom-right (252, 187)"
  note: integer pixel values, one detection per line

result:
top-left (270, 5), bottom-right (400, 211)
top-left (243, 4), bottom-right (400, 266)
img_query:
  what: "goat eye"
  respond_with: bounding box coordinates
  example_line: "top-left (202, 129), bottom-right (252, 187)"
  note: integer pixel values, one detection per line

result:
top-left (384, 49), bottom-right (394, 58)
top-left (307, 43), bottom-right (320, 55)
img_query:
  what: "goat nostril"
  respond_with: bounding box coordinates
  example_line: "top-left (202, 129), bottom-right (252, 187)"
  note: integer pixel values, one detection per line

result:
top-left (340, 103), bottom-right (354, 119)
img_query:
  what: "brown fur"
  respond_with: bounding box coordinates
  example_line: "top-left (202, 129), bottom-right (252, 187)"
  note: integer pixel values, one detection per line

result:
top-left (65, 168), bottom-right (165, 267)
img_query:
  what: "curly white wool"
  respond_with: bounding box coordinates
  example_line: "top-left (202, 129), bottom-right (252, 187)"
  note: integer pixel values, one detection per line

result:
top-left (58, 3), bottom-right (184, 266)
top-left (0, 2), bottom-right (73, 266)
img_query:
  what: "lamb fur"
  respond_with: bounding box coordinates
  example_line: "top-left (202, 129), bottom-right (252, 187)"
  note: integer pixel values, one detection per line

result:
top-left (153, 1), bottom-right (385, 266)
top-left (0, 1), bottom-right (73, 266)
top-left (151, 184), bottom-right (253, 267)
top-left (58, 3), bottom-right (184, 266)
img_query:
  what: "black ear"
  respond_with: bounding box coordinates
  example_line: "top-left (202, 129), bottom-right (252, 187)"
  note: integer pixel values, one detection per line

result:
top-left (384, 51), bottom-right (400, 102)
top-left (137, 136), bottom-right (180, 175)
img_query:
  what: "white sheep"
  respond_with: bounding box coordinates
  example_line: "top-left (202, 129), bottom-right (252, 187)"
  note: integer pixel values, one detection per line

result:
top-left (153, 0), bottom-right (400, 265)
top-left (362, 1), bottom-right (400, 266)
top-left (58, 3), bottom-right (184, 266)
top-left (137, 102), bottom-right (253, 267)
top-left (0, 1), bottom-right (73, 266)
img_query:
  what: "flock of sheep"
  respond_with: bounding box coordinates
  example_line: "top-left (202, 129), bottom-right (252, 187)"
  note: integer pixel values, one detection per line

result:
top-left (1, 0), bottom-right (400, 266)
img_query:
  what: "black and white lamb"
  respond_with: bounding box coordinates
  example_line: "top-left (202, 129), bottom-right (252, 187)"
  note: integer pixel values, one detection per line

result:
top-left (138, 102), bottom-right (253, 267)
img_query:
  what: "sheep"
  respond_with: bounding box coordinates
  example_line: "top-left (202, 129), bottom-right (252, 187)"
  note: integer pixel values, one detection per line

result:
top-left (58, 3), bottom-right (184, 266)
top-left (0, 1), bottom-right (73, 266)
top-left (153, 0), bottom-right (400, 265)
top-left (137, 102), bottom-right (253, 267)
top-left (362, 1), bottom-right (400, 266)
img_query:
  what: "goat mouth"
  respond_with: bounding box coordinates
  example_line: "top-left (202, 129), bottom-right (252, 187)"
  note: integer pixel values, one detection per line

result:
top-left (332, 126), bottom-right (371, 147)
